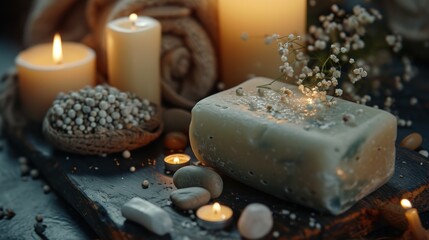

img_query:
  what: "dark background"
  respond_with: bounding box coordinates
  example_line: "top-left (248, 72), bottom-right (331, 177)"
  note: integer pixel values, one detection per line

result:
top-left (0, 0), bottom-right (32, 73)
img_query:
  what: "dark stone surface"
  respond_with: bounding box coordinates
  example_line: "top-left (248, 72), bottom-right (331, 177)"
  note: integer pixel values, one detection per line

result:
top-left (2, 122), bottom-right (429, 240)
top-left (0, 138), bottom-right (97, 240)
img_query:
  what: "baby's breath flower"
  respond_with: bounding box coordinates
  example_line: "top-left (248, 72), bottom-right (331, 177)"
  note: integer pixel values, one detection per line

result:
top-left (385, 35), bottom-right (396, 46)
top-left (330, 54), bottom-right (339, 63)
top-left (314, 40), bottom-right (327, 50)
top-left (335, 89), bottom-right (343, 96)
top-left (331, 4), bottom-right (339, 13)
top-left (263, 3), bottom-right (415, 111)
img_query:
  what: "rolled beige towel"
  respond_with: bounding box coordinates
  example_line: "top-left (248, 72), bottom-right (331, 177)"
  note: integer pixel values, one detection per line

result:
top-left (23, 0), bottom-right (89, 46)
top-left (24, 0), bottom-right (218, 109)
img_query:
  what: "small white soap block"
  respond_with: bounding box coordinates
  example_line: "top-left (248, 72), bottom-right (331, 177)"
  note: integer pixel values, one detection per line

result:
top-left (190, 77), bottom-right (397, 215)
top-left (121, 197), bottom-right (173, 235)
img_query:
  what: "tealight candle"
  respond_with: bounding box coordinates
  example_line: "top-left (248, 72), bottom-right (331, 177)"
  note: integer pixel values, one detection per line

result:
top-left (196, 202), bottom-right (233, 230)
top-left (16, 33), bottom-right (96, 121)
top-left (163, 153), bottom-right (191, 172)
top-left (106, 13), bottom-right (161, 105)
top-left (401, 199), bottom-right (429, 240)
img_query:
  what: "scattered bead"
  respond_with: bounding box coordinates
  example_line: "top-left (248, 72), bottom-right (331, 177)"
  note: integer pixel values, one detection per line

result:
top-left (419, 150), bottom-right (428, 158)
top-left (406, 120), bottom-right (412, 127)
top-left (18, 156), bottom-right (27, 164)
top-left (398, 119), bottom-right (406, 127)
top-left (130, 166), bottom-right (136, 172)
top-left (400, 132), bottom-right (423, 150)
top-left (122, 150), bottom-right (131, 159)
top-left (409, 97), bottom-right (418, 106)
top-left (43, 185), bottom-right (51, 194)
top-left (35, 214), bottom-right (44, 222)
top-left (30, 169), bottom-right (39, 179)
top-left (273, 231), bottom-right (280, 238)
top-left (142, 180), bottom-right (150, 189)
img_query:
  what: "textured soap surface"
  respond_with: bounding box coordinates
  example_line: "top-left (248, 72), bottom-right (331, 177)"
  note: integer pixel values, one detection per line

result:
top-left (189, 77), bottom-right (397, 215)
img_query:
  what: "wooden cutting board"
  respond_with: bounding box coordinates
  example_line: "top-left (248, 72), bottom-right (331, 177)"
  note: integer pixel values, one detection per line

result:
top-left (7, 125), bottom-right (429, 240)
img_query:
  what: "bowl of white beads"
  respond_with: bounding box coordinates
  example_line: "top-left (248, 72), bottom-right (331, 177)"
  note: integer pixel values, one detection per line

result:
top-left (42, 84), bottom-right (163, 155)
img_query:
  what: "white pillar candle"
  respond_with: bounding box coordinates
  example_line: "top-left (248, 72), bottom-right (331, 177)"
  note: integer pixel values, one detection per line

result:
top-left (218, 0), bottom-right (307, 88)
top-left (16, 33), bottom-right (96, 121)
top-left (106, 14), bottom-right (161, 105)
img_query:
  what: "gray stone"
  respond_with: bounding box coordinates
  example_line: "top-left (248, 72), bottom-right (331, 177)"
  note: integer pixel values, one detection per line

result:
top-left (238, 203), bottom-right (273, 239)
top-left (173, 166), bottom-right (223, 198)
top-left (170, 187), bottom-right (210, 210)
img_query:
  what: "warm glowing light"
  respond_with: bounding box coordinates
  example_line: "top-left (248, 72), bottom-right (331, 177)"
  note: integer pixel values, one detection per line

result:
top-left (307, 98), bottom-right (313, 104)
top-left (129, 13), bottom-right (138, 27)
top-left (173, 157), bottom-right (180, 164)
top-left (401, 199), bottom-right (412, 209)
top-left (213, 202), bottom-right (221, 214)
top-left (52, 33), bottom-right (63, 64)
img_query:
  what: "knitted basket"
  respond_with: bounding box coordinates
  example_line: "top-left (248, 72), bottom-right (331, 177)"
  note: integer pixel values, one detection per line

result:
top-left (42, 103), bottom-right (163, 155)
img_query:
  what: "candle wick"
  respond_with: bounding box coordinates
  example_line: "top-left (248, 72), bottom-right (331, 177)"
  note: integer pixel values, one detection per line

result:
top-left (129, 13), bottom-right (138, 30)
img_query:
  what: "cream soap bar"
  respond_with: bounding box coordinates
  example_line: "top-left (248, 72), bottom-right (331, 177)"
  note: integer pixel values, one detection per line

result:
top-left (189, 77), bottom-right (396, 215)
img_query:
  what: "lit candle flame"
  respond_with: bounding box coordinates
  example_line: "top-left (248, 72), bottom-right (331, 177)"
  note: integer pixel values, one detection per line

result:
top-left (129, 13), bottom-right (138, 28)
top-left (213, 202), bottom-right (221, 215)
top-left (173, 157), bottom-right (180, 164)
top-left (52, 33), bottom-right (63, 65)
top-left (401, 199), bottom-right (412, 209)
